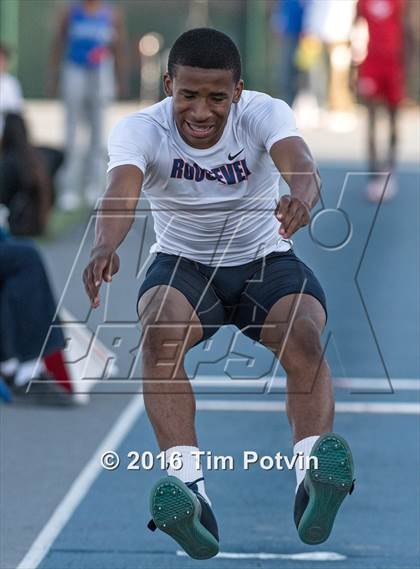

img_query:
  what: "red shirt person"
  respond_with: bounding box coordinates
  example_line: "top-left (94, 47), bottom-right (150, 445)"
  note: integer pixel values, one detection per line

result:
top-left (357, 0), bottom-right (405, 107)
top-left (356, 0), bottom-right (405, 201)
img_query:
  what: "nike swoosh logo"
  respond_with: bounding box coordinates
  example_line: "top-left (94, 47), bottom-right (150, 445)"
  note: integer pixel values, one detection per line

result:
top-left (228, 148), bottom-right (244, 161)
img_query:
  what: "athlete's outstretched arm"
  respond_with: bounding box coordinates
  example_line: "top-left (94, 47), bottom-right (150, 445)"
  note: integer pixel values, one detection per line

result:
top-left (83, 165), bottom-right (143, 308)
top-left (270, 136), bottom-right (321, 239)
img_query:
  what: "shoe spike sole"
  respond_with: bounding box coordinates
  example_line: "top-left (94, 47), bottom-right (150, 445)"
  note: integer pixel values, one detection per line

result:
top-left (298, 433), bottom-right (354, 545)
top-left (150, 476), bottom-right (219, 560)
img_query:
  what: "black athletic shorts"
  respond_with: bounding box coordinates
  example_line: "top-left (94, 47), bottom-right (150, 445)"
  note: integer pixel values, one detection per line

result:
top-left (137, 249), bottom-right (327, 346)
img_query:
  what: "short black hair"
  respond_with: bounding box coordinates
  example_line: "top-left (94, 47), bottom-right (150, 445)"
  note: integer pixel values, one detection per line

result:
top-left (168, 28), bottom-right (241, 83)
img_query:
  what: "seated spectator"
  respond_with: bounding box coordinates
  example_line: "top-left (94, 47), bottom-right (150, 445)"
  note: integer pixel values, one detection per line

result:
top-left (37, 145), bottom-right (64, 207)
top-left (0, 42), bottom-right (23, 135)
top-left (0, 223), bottom-right (74, 406)
top-left (0, 113), bottom-right (53, 236)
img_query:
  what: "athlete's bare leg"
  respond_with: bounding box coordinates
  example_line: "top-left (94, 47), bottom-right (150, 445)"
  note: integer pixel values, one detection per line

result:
top-left (259, 294), bottom-right (333, 444)
top-left (137, 285), bottom-right (203, 451)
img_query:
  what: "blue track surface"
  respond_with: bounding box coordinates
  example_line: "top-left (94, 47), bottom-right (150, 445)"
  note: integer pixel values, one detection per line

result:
top-left (39, 409), bottom-right (420, 569)
top-left (30, 165), bottom-right (420, 568)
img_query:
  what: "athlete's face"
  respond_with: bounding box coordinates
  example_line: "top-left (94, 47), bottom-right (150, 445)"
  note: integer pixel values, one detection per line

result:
top-left (164, 66), bottom-right (243, 149)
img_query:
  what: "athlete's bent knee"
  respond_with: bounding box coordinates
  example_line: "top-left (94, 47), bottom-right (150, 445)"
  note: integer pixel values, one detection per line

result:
top-left (138, 288), bottom-right (203, 355)
top-left (281, 317), bottom-right (324, 372)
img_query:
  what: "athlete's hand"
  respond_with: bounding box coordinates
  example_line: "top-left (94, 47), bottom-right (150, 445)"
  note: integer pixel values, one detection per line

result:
top-left (275, 195), bottom-right (311, 239)
top-left (83, 247), bottom-right (120, 308)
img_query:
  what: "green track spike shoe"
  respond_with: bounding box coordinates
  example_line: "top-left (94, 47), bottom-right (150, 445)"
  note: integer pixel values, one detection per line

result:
top-left (294, 433), bottom-right (355, 545)
top-left (148, 476), bottom-right (219, 560)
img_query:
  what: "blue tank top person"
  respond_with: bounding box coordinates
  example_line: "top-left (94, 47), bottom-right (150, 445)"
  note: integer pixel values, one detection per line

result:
top-left (272, 0), bottom-right (307, 38)
top-left (66, 2), bottom-right (114, 69)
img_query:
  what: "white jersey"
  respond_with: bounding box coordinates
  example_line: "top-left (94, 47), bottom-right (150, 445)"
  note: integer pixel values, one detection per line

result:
top-left (0, 72), bottom-right (24, 135)
top-left (108, 90), bottom-right (302, 266)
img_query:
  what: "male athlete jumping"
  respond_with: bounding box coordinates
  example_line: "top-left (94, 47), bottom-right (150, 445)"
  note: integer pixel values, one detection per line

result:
top-left (83, 28), bottom-right (355, 559)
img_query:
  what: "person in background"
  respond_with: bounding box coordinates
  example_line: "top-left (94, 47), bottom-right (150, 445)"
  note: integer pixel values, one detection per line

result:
top-left (356, 0), bottom-right (405, 202)
top-left (0, 43), bottom-right (24, 136)
top-left (48, 0), bottom-right (127, 211)
top-left (0, 222), bottom-right (73, 406)
top-left (296, 0), bottom-right (356, 130)
top-left (271, 0), bottom-right (308, 107)
top-left (0, 113), bottom-right (52, 236)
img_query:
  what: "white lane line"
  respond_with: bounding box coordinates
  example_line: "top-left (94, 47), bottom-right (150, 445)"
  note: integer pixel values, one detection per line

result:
top-left (67, 376), bottom-right (420, 393)
top-left (193, 376), bottom-right (420, 391)
top-left (177, 550), bottom-right (346, 561)
top-left (333, 378), bottom-right (420, 391)
top-left (197, 400), bottom-right (420, 415)
top-left (16, 395), bottom-right (145, 569)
